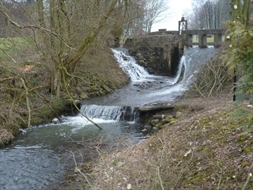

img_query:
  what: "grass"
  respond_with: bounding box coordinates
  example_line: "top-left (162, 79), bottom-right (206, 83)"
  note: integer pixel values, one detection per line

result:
top-left (0, 39), bottom-right (129, 147)
top-left (81, 100), bottom-right (253, 190)
top-left (192, 35), bottom-right (225, 44)
top-left (0, 37), bottom-right (28, 57)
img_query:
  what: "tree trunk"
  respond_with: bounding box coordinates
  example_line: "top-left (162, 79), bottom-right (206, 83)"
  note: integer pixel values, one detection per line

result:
top-left (67, 0), bottom-right (119, 72)
top-left (36, 0), bottom-right (45, 27)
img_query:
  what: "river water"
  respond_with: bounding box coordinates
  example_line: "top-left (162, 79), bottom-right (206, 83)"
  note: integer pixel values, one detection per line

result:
top-left (0, 46), bottom-right (217, 190)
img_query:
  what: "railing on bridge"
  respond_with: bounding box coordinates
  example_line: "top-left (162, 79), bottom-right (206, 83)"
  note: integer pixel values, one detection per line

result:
top-left (182, 29), bottom-right (225, 48)
top-left (150, 28), bottom-right (225, 48)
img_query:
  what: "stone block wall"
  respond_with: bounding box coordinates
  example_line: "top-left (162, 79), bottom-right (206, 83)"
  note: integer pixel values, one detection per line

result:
top-left (124, 34), bottom-right (184, 76)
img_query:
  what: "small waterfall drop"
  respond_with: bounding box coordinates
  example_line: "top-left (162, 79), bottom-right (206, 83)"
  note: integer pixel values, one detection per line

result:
top-left (112, 49), bottom-right (151, 82)
top-left (79, 105), bottom-right (138, 122)
top-left (80, 105), bottom-right (123, 121)
top-left (171, 55), bottom-right (185, 85)
top-left (73, 46), bottom-right (217, 123)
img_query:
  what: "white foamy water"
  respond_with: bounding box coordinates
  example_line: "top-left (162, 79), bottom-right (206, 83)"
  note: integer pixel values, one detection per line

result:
top-left (46, 46), bottom-right (217, 126)
top-left (111, 49), bottom-right (172, 83)
top-left (112, 49), bottom-right (150, 82)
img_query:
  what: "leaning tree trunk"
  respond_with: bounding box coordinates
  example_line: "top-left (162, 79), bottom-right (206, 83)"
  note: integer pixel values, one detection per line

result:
top-left (67, 0), bottom-right (119, 72)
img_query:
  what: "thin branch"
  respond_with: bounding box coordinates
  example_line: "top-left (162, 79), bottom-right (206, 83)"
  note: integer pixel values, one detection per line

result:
top-left (70, 151), bottom-right (95, 190)
top-left (0, 7), bottom-right (76, 51)
top-left (194, 83), bottom-right (207, 98)
top-left (20, 78), bottom-right (31, 129)
top-left (60, 65), bottom-right (102, 130)
top-left (0, 48), bottom-right (17, 63)
top-left (0, 77), bottom-right (15, 83)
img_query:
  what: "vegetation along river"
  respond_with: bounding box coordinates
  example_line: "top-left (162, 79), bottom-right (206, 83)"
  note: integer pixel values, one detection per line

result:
top-left (0, 46), bottom-right (217, 190)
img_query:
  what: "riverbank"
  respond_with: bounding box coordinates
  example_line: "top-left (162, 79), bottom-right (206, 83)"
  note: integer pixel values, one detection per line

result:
top-left (0, 45), bottom-right (129, 147)
top-left (91, 95), bottom-right (252, 189)
top-left (58, 92), bottom-right (253, 189)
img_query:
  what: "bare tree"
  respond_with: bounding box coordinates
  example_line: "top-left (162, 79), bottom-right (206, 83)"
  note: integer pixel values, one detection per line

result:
top-left (0, 0), bottom-right (129, 98)
top-left (123, 1), bottom-right (147, 35)
top-left (189, 0), bottom-right (230, 29)
top-left (123, 0), bottom-right (169, 35)
top-left (142, 0), bottom-right (169, 33)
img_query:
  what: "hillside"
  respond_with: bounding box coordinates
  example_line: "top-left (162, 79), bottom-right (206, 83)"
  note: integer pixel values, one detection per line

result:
top-left (0, 44), bottom-right (129, 146)
top-left (84, 94), bottom-right (252, 189)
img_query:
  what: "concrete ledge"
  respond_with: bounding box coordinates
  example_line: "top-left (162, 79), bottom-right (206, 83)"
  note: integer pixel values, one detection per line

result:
top-left (138, 103), bottom-right (175, 123)
top-left (138, 103), bottom-right (174, 112)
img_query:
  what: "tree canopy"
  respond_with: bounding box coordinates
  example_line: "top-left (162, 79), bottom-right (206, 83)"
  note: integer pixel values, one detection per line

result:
top-left (189, 0), bottom-right (230, 29)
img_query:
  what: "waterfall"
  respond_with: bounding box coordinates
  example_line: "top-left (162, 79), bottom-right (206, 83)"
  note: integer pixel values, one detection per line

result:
top-left (80, 105), bottom-right (123, 121)
top-left (79, 105), bottom-right (138, 122)
top-left (111, 49), bottom-right (151, 82)
top-left (69, 46), bottom-right (217, 123)
top-left (146, 46), bottom-right (216, 98)
top-left (171, 55), bottom-right (185, 85)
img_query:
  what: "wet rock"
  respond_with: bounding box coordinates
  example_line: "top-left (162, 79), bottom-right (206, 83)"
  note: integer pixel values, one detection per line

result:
top-left (150, 119), bottom-right (160, 126)
top-left (122, 55), bottom-right (128, 61)
top-left (144, 124), bottom-right (152, 130)
top-left (142, 129), bottom-right (147, 132)
top-left (175, 111), bottom-right (182, 119)
top-left (52, 118), bottom-right (59, 124)
top-left (152, 115), bottom-right (168, 119)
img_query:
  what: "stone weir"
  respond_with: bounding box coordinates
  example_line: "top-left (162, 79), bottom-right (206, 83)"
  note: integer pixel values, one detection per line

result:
top-left (138, 103), bottom-right (175, 123)
top-left (123, 33), bottom-right (184, 77)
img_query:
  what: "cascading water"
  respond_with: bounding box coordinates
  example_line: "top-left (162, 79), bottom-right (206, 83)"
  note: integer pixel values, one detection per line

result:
top-left (78, 104), bottom-right (138, 122)
top-left (0, 45), bottom-right (217, 190)
top-left (80, 46), bottom-right (217, 109)
top-left (62, 46), bottom-right (217, 123)
top-left (145, 46), bottom-right (217, 98)
top-left (112, 49), bottom-right (151, 82)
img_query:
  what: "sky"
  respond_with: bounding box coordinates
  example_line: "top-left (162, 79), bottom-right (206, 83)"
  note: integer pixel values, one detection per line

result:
top-left (151, 0), bottom-right (193, 32)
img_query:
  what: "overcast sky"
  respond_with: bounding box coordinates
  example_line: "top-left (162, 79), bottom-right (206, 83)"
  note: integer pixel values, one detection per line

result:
top-left (151, 0), bottom-right (193, 32)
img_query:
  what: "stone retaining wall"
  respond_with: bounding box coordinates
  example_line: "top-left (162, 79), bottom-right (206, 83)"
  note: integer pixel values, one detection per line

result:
top-left (123, 34), bottom-right (184, 76)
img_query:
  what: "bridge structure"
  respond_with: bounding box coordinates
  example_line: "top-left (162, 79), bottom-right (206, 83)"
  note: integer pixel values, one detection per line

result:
top-left (150, 28), bottom-right (225, 48)
top-left (124, 27), bottom-right (226, 77)
top-left (182, 29), bottom-right (225, 48)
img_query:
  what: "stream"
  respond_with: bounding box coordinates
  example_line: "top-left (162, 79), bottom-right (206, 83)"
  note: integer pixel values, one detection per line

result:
top-left (0, 46), bottom-right (217, 190)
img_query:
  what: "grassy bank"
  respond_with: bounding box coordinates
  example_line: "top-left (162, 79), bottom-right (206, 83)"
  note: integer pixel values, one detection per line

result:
top-left (87, 96), bottom-right (253, 189)
top-left (0, 37), bottom-right (129, 147)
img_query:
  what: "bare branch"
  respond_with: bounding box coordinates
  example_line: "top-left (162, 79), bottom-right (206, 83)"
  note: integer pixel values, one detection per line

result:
top-left (0, 7), bottom-right (76, 50)
top-left (20, 78), bottom-right (31, 129)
